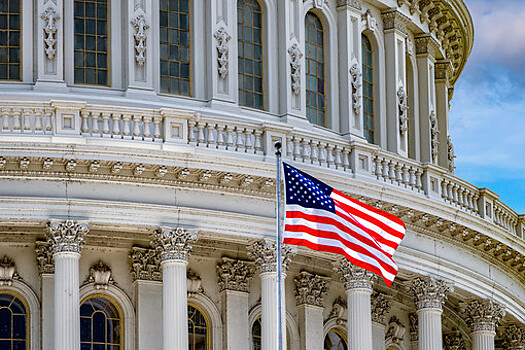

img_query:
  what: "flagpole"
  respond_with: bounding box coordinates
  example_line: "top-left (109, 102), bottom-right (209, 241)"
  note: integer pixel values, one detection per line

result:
top-left (275, 141), bottom-right (283, 350)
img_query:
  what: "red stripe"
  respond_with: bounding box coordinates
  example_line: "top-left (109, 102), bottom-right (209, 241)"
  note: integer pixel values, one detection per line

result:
top-left (283, 237), bottom-right (393, 287)
top-left (284, 223), bottom-right (398, 275)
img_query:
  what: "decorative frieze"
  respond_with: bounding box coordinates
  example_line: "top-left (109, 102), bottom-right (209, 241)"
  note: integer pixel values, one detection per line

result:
top-left (131, 15), bottom-right (149, 67)
top-left (288, 43), bottom-right (302, 95)
top-left (294, 271), bottom-right (329, 307)
top-left (214, 27), bottom-right (231, 79)
top-left (0, 256), bottom-right (19, 286)
top-left (397, 86), bottom-right (409, 135)
top-left (216, 257), bottom-right (254, 293)
top-left (349, 64), bottom-right (362, 114)
top-left (85, 261), bottom-right (115, 290)
top-left (151, 227), bottom-right (198, 262)
top-left (386, 316), bottom-right (406, 345)
top-left (36, 241), bottom-right (54, 274)
top-left (41, 7), bottom-right (60, 60)
top-left (409, 312), bottom-right (418, 341)
top-left (459, 299), bottom-right (505, 332)
top-left (334, 258), bottom-right (376, 291)
top-left (371, 292), bottom-right (391, 325)
top-left (444, 331), bottom-right (467, 350)
top-left (406, 276), bottom-right (453, 310)
top-left (46, 219), bottom-right (89, 254)
top-left (502, 324), bottom-right (525, 350)
top-left (247, 239), bottom-right (296, 274)
top-left (130, 247), bottom-right (162, 282)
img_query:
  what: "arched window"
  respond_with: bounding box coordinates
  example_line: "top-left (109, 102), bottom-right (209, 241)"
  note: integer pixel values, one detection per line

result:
top-left (305, 12), bottom-right (325, 126)
top-left (188, 304), bottom-right (209, 350)
top-left (0, 292), bottom-right (27, 349)
top-left (251, 316), bottom-right (291, 350)
top-left (74, 0), bottom-right (109, 85)
top-left (324, 329), bottom-right (347, 350)
top-left (362, 34), bottom-right (374, 144)
top-left (237, 0), bottom-right (264, 110)
top-left (80, 296), bottom-right (122, 349)
top-left (0, 0), bottom-right (21, 80)
top-left (160, 0), bottom-right (191, 96)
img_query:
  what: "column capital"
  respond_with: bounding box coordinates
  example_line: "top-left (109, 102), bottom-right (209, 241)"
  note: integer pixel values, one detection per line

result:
top-left (434, 60), bottom-right (453, 83)
top-left (247, 239), bottom-right (296, 275)
top-left (333, 259), bottom-right (376, 291)
top-left (459, 299), bottom-right (505, 333)
top-left (151, 227), bottom-right (198, 262)
top-left (414, 35), bottom-right (440, 58)
top-left (371, 292), bottom-right (391, 325)
top-left (336, 0), bottom-right (362, 11)
top-left (502, 324), bottom-right (525, 350)
top-left (381, 10), bottom-right (410, 35)
top-left (130, 246), bottom-right (162, 282)
top-left (294, 271), bottom-right (329, 308)
top-left (46, 219), bottom-right (89, 254)
top-left (406, 276), bottom-right (453, 310)
top-left (35, 241), bottom-right (54, 274)
top-left (216, 257), bottom-right (254, 293)
top-left (443, 330), bottom-right (466, 350)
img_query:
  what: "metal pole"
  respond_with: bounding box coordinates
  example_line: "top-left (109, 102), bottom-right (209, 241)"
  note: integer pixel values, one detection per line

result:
top-left (275, 142), bottom-right (283, 350)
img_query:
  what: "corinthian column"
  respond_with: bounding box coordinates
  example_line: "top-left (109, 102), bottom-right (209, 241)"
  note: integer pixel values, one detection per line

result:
top-left (406, 276), bottom-right (453, 350)
top-left (460, 299), bottom-right (505, 350)
top-left (151, 227), bottom-right (198, 350)
top-left (294, 271), bottom-right (329, 350)
top-left (248, 240), bottom-right (296, 350)
top-left (46, 219), bottom-right (89, 350)
top-left (334, 259), bottom-right (377, 350)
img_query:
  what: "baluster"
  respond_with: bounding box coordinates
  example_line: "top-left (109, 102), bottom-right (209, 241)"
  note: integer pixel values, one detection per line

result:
top-left (111, 113), bottom-right (121, 138)
top-left (381, 158), bottom-right (389, 181)
top-left (244, 129), bottom-right (252, 152)
top-left (301, 139), bottom-right (310, 163)
top-left (122, 114), bottom-right (131, 138)
top-left (342, 149), bottom-right (350, 171)
top-left (326, 145), bottom-right (334, 168)
top-left (235, 127), bottom-right (244, 152)
top-left (91, 112), bottom-right (99, 135)
top-left (143, 116), bottom-right (152, 139)
top-left (310, 141), bottom-right (319, 165)
top-left (225, 126), bottom-right (234, 150)
top-left (207, 123), bottom-right (216, 148)
top-left (152, 116), bottom-right (162, 140)
top-left (216, 124), bottom-right (225, 149)
top-left (132, 116), bottom-right (142, 138)
top-left (187, 118), bottom-right (196, 144)
top-left (12, 109), bottom-right (21, 132)
top-left (415, 169), bottom-right (423, 192)
top-left (253, 129), bottom-right (262, 154)
top-left (101, 113), bottom-right (111, 137)
top-left (451, 184), bottom-right (458, 205)
top-left (373, 157), bottom-right (380, 179)
top-left (293, 137), bottom-right (301, 160)
top-left (441, 180), bottom-right (448, 199)
top-left (44, 110), bottom-right (53, 132)
top-left (80, 111), bottom-right (90, 134)
top-left (408, 167), bottom-right (416, 189)
top-left (1, 108), bottom-right (9, 132)
top-left (466, 191), bottom-right (474, 212)
top-left (388, 161), bottom-right (396, 183)
top-left (22, 109), bottom-right (32, 132)
top-left (196, 122), bottom-right (205, 146)
top-left (334, 147), bottom-right (342, 169)
top-left (34, 110), bottom-right (43, 133)
top-left (285, 135), bottom-right (293, 157)
top-left (319, 143), bottom-right (327, 167)
top-left (395, 163), bottom-right (402, 185)
top-left (401, 165), bottom-right (409, 187)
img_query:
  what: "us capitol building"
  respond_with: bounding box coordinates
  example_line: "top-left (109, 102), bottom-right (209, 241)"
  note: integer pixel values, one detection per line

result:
top-left (0, 0), bottom-right (524, 349)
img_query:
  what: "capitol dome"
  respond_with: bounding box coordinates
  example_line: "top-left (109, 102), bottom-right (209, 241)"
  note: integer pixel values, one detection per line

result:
top-left (0, 0), bottom-right (523, 349)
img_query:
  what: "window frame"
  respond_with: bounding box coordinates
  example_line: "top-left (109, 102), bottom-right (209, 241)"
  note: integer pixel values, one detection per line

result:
top-left (361, 33), bottom-right (375, 144)
top-left (188, 302), bottom-right (211, 350)
top-left (323, 327), bottom-right (348, 350)
top-left (0, 0), bottom-right (22, 81)
top-left (0, 291), bottom-right (30, 350)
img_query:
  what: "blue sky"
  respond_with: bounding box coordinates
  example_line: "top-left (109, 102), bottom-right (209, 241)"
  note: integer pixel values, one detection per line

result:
top-left (449, 0), bottom-right (525, 213)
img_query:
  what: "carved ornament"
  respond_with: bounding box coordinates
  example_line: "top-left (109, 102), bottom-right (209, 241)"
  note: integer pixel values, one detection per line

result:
top-left (406, 276), bottom-right (453, 310)
top-left (130, 246), bottom-right (162, 282)
top-left (151, 227), bottom-right (198, 262)
top-left (409, 312), bottom-right (418, 341)
top-left (294, 271), bottom-right (329, 307)
top-left (371, 292), bottom-right (391, 325)
top-left (397, 86), bottom-right (408, 135)
top-left (214, 27), bottom-right (231, 79)
top-left (131, 15), bottom-right (149, 66)
top-left (247, 239), bottom-right (296, 274)
top-left (349, 64), bottom-right (362, 114)
top-left (85, 260), bottom-right (115, 290)
top-left (429, 110), bottom-right (439, 161)
top-left (460, 299), bottom-right (505, 332)
top-left (386, 316), bottom-right (406, 345)
top-left (336, 0), bottom-right (361, 11)
top-left (444, 331), bottom-right (466, 350)
top-left (0, 256), bottom-right (20, 286)
top-left (447, 135), bottom-right (455, 174)
top-left (187, 269), bottom-right (204, 296)
top-left (502, 324), bottom-right (525, 350)
top-left (36, 241), bottom-right (54, 274)
top-left (381, 10), bottom-right (409, 34)
top-left (334, 258), bottom-right (376, 291)
top-left (216, 257), bottom-right (254, 293)
top-left (41, 7), bottom-right (61, 60)
top-left (288, 43), bottom-right (303, 95)
top-left (328, 296), bottom-right (347, 327)
top-left (46, 219), bottom-right (89, 254)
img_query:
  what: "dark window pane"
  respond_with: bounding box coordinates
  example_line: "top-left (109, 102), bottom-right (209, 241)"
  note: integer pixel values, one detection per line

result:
top-left (8, 14), bottom-right (19, 29)
top-left (0, 15), bottom-right (6, 30)
top-left (9, 64), bottom-right (19, 80)
top-left (13, 341), bottom-right (26, 350)
top-left (305, 12), bottom-right (325, 126)
top-left (8, 48), bottom-right (19, 63)
top-left (0, 64), bottom-right (7, 79)
top-left (86, 68), bottom-right (97, 84)
top-left (13, 315), bottom-right (25, 338)
top-left (97, 4), bottom-right (107, 19)
top-left (85, 2), bottom-right (96, 17)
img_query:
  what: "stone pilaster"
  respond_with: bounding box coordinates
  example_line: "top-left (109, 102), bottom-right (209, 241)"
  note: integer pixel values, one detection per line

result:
top-left (334, 259), bottom-right (376, 350)
top-left (294, 271), bottom-right (329, 350)
top-left (46, 219), bottom-right (88, 350)
top-left (151, 227), bottom-right (198, 350)
top-left (371, 292), bottom-right (391, 350)
top-left (460, 299), bottom-right (505, 350)
top-left (406, 276), bottom-right (453, 350)
top-left (502, 324), bottom-right (525, 350)
top-left (217, 257), bottom-right (254, 350)
top-left (36, 241), bottom-right (55, 350)
top-left (248, 240), bottom-right (296, 350)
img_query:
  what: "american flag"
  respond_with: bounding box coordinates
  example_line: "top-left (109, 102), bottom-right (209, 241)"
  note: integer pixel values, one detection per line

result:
top-left (283, 163), bottom-right (406, 287)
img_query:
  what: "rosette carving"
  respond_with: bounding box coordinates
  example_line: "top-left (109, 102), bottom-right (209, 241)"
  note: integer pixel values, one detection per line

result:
top-left (46, 219), bottom-right (89, 254)
top-left (333, 258), bottom-right (376, 291)
top-left (459, 299), bottom-right (505, 332)
top-left (406, 276), bottom-right (453, 310)
top-left (294, 271), bottom-right (329, 307)
top-left (151, 227), bottom-right (198, 262)
top-left (216, 257), bottom-right (254, 293)
top-left (247, 240), bottom-right (296, 274)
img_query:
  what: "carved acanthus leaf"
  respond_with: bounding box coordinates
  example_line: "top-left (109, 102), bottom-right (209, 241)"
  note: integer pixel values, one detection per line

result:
top-left (216, 257), bottom-right (254, 293)
top-left (371, 292), bottom-right (391, 325)
top-left (35, 241), bottom-right (54, 274)
top-left (502, 324), bottom-right (525, 350)
top-left (349, 64), bottom-right (362, 114)
top-left (444, 331), bottom-right (467, 350)
top-left (409, 312), bottom-right (418, 341)
top-left (459, 299), bottom-right (505, 332)
top-left (397, 86), bottom-right (409, 135)
top-left (130, 246), bottom-right (162, 282)
top-left (85, 260), bottom-right (115, 290)
top-left (46, 219), bottom-right (89, 254)
top-left (386, 316), bottom-right (406, 345)
top-left (151, 227), bottom-right (198, 262)
top-left (406, 276), bottom-right (453, 310)
top-left (247, 240), bottom-right (296, 274)
top-left (0, 256), bottom-right (20, 286)
top-left (294, 271), bottom-right (329, 307)
top-left (334, 258), bottom-right (376, 290)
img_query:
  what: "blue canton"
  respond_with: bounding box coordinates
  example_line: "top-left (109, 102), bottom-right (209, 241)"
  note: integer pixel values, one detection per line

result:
top-left (283, 163), bottom-right (336, 213)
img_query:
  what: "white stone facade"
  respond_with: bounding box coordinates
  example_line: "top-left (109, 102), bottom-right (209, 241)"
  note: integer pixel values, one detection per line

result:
top-left (0, 0), bottom-right (524, 350)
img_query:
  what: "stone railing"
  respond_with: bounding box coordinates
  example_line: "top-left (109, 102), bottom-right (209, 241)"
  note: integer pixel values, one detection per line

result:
top-left (0, 101), bottom-right (522, 240)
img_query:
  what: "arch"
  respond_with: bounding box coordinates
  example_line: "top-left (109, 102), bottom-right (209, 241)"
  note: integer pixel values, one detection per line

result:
top-left (79, 283), bottom-right (135, 350)
top-left (0, 280), bottom-right (40, 350)
top-left (302, 1), bottom-right (339, 131)
top-left (324, 328), bottom-right (348, 349)
top-left (248, 303), bottom-right (300, 350)
top-left (188, 292), bottom-right (223, 350)
top-left (323, 317), bottom-right (347, 342)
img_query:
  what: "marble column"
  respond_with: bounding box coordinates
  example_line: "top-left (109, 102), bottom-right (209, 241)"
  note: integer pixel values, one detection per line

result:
top-left (334, 259), bottom-right (377, 350)
top-left (36, 242), bottom-right (55, 350)
top-left (46, 219), bottom-right (89, 350)
top-left (151, 227), bottom-right (198, 350)
top-left (460, 299), bottom-right (505, 350)
top-left (371, 292), bottom-right (391, 350)
top-left (248, 240), bottom-right (296, 350)
top-left (217, 257), bottom-right (254, 350)
top-left (294, 271), bottom-right (329, 350)
top-left (502, 324), bottom-right (525, 350)
top-left (406, 276), bottom-right (453, 350)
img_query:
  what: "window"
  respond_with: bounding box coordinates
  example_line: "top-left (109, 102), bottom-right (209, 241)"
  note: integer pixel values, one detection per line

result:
top-left (324, 329), bottom-right (347, 350)
top-left (305, 12), bottom-right (326, 126)
top-left (74, 0), bottom-right (109, 86)
top-left (0, 0), bottom-right (21, 80)
top-left (80, 296), bottom-right (122, 350)
top-left (0, 292), bottom-right (28, 350)
top-left (188, 305), bottom-right (209, 350)
top-left (160, 0), bottom-right (191, 96)
top-left (238, 0), bottom-right (263, 110)
top-left (251, 316), bottom-right (290, 350)
top-left (362, 34), bottom-right (374, 144)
